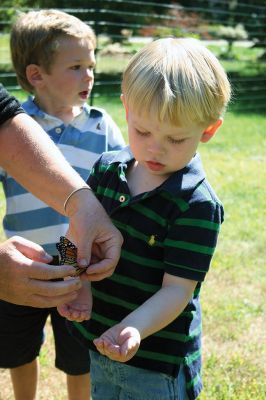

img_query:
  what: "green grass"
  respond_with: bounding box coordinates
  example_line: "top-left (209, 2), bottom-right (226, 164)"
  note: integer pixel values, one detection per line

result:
top-left (195, 113), bottom-right (266, 399)
top-left (0, 33), bottom-right (11, 68)
top-left (0, 99), bottom-right (265, 398)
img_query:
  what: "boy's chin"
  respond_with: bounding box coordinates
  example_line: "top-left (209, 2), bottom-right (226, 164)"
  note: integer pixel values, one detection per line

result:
top-left (74, 99), bottom-right (87, 108)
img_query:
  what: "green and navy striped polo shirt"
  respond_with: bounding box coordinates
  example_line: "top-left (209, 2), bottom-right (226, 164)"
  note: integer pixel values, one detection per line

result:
top-left (73, 146), bottom-right (224, 400)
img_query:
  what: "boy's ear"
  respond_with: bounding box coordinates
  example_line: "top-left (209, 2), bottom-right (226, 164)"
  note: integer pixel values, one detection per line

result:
top-left (26, 64), bottom-right (44, 88)
top-left (120, 94), bottom-right (128, 120)
top-left (200, 119), bottom-right (223, 143)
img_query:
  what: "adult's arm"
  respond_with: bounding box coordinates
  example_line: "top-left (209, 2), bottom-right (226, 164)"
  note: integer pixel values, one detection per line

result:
top-left (0, 112), bottom-right (87, 213)
top-left (0, 91), bottom-right (122, 306)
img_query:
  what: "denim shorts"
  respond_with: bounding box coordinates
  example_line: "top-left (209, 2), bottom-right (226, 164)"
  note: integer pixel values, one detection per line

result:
top-left (90, 350), bottom-right (189, 400)
top-left (0, 300), bottom-right (90, 375)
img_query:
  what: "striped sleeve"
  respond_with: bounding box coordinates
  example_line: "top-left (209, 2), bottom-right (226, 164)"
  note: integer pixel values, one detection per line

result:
top-left (105, 113), bottom-right (126, 151)
top-left (164, 200), bottom-right (223, 281)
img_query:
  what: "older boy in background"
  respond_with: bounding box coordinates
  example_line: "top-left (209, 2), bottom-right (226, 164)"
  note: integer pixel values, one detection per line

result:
top-left (0, 9), bottom-right (124, 400)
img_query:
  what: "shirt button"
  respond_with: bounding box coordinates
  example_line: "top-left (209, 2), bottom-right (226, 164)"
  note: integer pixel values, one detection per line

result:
top-left (55, 127), bottom-right (62, 134)
top-left (119, 195), bottom-right (126, 203)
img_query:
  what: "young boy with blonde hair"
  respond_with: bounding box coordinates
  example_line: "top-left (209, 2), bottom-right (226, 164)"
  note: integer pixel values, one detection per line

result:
top-left (60, 37), bottom-right (231, 399)
top-left (0, 9), bottom-right (124, 400)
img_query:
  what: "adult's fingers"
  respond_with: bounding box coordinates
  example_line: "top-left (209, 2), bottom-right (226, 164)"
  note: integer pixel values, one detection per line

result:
top-left (25, 290), bottom-right (80, 308)
top-left (27, 276), bottom-right (82, 296)
top-left (83, 258), bottom-right (116, 281)
top-left (22, 277), bottom-right (82, 308)
top-left (11, 236), bottom-right (53, 262)
top-left (84, 237), bottom-right (123, 281)
top-left (26, 261), bottom-right (79, 281)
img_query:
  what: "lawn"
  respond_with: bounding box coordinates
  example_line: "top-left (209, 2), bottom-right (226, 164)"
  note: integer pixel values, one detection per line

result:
top-left (196, 112), bottom-right (266, 399)
top-left (0, 101), bottom-right (265, 399)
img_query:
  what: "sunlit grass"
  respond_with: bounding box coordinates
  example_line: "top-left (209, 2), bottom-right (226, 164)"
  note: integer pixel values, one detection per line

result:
top-left (0, 33), bottom-right (10, 65)
top-left (197, 113), bottom-right (266, 399)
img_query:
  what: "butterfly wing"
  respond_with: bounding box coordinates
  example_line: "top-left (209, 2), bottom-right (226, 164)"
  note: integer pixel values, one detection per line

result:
top-left (56, 236), bottom-right (87, 276)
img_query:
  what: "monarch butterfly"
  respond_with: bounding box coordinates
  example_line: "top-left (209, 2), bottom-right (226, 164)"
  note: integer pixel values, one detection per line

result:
top-left (56, 236), bottom-right (87, 276)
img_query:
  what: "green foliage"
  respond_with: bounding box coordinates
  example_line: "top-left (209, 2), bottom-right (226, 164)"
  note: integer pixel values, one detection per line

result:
top-left (215, 24), bottom-right (248, 59)
top-left (0, 0), bottom-right (266, 49)
top-left (218, 24), bottom-right (248, 41)
top-left (175, 0), bottom-right (266, 46)
top-left (0, 0), bottom-right (36, 32)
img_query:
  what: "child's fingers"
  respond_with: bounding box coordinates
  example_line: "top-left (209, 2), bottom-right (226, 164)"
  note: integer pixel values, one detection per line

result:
top-left (93, 338), bottom-right (105, 353)
top-left (94, 337), bottom-right (120, 358)
top-left (57, 303), bottom-right (70, 318)
top-left (120, 338), bottom-right (139, 359)
top-left (67, 308), bottom-right (90, 322)
top-left (77, 310), bottom-right (90, 321)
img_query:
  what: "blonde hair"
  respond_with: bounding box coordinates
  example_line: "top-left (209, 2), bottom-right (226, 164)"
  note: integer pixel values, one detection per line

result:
top-left (10, 9), bottom-right (96, 93)
top-left (122, 38), bottom-right (231, 127)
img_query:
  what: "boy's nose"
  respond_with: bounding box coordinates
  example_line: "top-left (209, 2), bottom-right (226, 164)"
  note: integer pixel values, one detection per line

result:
top-left (147, 141), bottom-right (164, 155)
top-left (84, 69), bottom-right (94, 80)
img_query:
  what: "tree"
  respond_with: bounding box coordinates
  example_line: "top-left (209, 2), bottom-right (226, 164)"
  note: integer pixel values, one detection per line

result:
top-left (217, 24), bottom-right (248, 59)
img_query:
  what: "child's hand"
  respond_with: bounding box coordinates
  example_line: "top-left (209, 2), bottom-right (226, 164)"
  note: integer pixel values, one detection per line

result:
top-left (57, 301), bottom-right (90, 322)
top-left (93, 324), bottom-right (141, 362)
top-left (57, 282), bottom-right (92, 322)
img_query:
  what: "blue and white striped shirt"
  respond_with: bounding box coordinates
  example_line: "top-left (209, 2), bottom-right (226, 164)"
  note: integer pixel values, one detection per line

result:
top-left (0, 97), bottom-right (125, 254)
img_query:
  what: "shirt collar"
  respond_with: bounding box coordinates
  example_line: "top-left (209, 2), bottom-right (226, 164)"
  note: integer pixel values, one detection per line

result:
top-left (163, 153), bottom-right (206, 196)
top-left (22, 96), bottom-right (46, 118)
top-left (109, 145), bottom-right (206, 196)
top-left (22, 96), bottom-right (90, 122)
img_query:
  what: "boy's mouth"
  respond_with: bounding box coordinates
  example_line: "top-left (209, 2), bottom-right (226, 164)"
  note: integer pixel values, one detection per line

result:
top-left (79, 90), bottom-right (89, 99)
top-left (146, 161), bottom-right (165, 171)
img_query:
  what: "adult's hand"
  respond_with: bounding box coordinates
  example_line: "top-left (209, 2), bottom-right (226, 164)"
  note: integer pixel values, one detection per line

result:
top-left (0, 236), bottom-right (82, 307)
top-left (66, 188), bottom-right (123, 281)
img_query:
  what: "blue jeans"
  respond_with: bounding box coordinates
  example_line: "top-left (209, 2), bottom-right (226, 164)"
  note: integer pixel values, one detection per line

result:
top-left (90, 350), bottom-right (189, 400)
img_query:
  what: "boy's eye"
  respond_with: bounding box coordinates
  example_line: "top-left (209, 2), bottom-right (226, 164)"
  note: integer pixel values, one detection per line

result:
top-left (168, 137), bottom-right (185, 144)
top-left (136, 129), bottom-right (149, 137)
top-left (70, 65), bottom-right (81, 70)
top-left (70, 65), bottom-right (95, 71)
